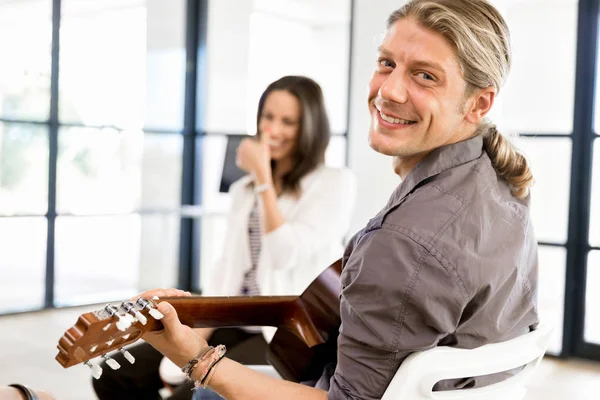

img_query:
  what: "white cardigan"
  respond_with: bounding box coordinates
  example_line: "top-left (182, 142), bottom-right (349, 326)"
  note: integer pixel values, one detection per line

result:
top-left (203, 164), bottom-right (357, 340)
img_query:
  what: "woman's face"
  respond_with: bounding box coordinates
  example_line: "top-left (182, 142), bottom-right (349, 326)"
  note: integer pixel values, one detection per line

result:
top-left (258, 89), bottom-right (301, 161)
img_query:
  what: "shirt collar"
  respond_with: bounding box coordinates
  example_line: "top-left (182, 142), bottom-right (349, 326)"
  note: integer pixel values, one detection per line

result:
top-left (388, 135), bottom-right (484, 207)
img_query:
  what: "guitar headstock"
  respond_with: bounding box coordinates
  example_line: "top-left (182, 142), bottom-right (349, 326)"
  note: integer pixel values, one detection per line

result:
top-left (55, 297), bottom-right (165, 379)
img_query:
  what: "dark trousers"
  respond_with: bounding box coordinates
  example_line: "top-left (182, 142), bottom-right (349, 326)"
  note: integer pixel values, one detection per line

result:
top-left (92, 328), bottom-right (269, 400)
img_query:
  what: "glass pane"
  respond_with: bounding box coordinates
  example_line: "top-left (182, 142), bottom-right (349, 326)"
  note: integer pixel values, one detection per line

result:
top-left (590, 140), bottom-right (600, 246)
top-left (537, 245), bottom-right (566, 355)
top-left (199, 212), bottom-right (228, 293)
top-left (60, 0), bottom-right (186, 130)
top-left (57, 127), bottom-right (182, 214)
top-left (491, 0), bottom-right (577, 134)
top-left (0, 1), bottom-right (51, 121)
top-left (55, 214), bottom-right (179, 306)
top-left (585, 251), bottom-right (600, 344)
top-left (144, 0), bottom-right (187, 131)
top-left (140, 134), bottom-right (183, 210)
top-left (0, 123), bottom-right (48, 215)
top-left (205, 0), bottom-right (351, 134)
top-left (139, 214), bottom-right (180, 291)
top-left (517, 138), bottom-right (572, 243)
top-left (0, 217), bottom-right (46, 313)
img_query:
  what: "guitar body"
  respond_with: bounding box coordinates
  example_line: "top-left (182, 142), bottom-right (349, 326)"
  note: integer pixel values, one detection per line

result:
top-left (268, 259), bottom-right (342, 382)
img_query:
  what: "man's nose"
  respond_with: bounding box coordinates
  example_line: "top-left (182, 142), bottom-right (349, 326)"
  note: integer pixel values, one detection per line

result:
top-left (378, 69), bottom-right (408, 104)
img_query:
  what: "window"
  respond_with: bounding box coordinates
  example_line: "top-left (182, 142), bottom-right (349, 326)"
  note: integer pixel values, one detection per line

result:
top-left (0, 0), bottom-right (352, 314)
top-left (0, 0), bottom-right (187, 313)
top-left (491, 0), bottom-right (579, 355)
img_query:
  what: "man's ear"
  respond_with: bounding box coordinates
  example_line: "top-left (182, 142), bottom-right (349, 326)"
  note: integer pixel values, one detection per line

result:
top-left (465, 86), bottom-right (495, 124)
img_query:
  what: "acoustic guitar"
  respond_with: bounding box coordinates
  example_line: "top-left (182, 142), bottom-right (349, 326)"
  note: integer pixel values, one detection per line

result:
top-left (55, 259), bottom-right (342, 382)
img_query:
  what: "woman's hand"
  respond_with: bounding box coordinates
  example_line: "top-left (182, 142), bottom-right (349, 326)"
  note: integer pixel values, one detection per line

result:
top-left (0, 386), bottom-right (55, 400)
top-left (36, 389), bottom-right (56, 400)
top-left (236, 132), bottom-right (272, 183)
top-left (135, 288), bottom-right (208, 368)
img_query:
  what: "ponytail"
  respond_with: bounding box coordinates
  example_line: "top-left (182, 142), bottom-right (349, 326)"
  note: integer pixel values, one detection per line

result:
top-left (480, 123), bottom-right (534, 199)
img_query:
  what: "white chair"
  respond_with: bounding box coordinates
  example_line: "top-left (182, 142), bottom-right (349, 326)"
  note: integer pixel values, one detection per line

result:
top-left (381, 324), bottom-right (553, 400)
top-left (250, 324), bottom-right (552, 400)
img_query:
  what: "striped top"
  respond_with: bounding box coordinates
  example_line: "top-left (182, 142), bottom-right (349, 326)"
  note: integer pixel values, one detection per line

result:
top-left (241, 200), bottom-right (262, 296)
top-left (240, 200), bottom-right (262, 333)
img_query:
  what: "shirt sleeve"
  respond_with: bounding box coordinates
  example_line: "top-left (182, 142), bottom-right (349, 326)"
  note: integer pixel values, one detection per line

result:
top-left (328, 227), bottom-right (466, 400)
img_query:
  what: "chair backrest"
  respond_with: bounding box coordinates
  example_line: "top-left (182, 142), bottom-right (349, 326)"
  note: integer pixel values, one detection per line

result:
top-left (381, 324), bottom-right (552, 400)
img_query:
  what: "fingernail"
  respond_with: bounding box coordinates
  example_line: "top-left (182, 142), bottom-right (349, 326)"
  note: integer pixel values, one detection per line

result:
top-left (158, 302), bottom-right (171, 314)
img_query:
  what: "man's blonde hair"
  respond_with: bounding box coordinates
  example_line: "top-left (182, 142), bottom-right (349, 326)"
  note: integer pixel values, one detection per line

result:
top-left (389, 0), bottom-right (533, 199)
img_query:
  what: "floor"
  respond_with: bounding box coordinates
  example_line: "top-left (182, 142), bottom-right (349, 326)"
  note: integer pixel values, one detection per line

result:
top-left (1, 306), bottom-right (600, 400)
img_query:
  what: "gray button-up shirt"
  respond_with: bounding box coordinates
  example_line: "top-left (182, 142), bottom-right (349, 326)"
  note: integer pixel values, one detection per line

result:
top-left (325, 136), bottom-right (539, 399)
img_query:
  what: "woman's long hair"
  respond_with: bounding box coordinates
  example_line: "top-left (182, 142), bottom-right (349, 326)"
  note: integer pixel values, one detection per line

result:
top-left (256, 76), bottom-right (331, 194)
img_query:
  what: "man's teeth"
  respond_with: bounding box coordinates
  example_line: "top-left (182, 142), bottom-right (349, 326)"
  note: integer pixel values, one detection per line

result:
top-left (379, 111), bottom-right (414, 125)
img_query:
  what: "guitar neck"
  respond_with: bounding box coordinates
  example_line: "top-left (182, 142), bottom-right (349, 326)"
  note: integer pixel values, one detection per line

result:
top-left (160, 295), bottom-right (326, 346)
top-left (163, 295), bottom-right (300, 329)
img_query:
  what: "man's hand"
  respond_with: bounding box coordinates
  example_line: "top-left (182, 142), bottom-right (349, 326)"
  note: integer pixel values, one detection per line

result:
top-left (236, 132), bottom-right (272, 182)
top-left (134, 288), bottom-right (209, 368)
top-left (194, 327), bottom-right (215, 341)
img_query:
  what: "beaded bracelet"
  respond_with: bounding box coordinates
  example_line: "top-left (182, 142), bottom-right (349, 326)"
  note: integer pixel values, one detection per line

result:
top-left (193, 344), bottom-right (227, 388)
top-left (201, 354), bottom-right (225, 388)
top-left (199, 346), bottom-right (227, 388)
top-left (180, 345), bottom-right (215, 380)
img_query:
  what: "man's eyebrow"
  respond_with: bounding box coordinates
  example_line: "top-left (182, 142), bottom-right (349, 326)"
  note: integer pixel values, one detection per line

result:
top-left (377, 46), bottom-right (394, 58)
top-left (378, 46), bottom-right (445, 71)
top-left (412, 60), bottom-right (446, 75)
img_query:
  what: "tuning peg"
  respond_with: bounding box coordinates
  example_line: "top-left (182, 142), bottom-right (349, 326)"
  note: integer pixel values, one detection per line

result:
top-left (102, 354), bottom-right (121, 370)
top-left (85, 361), bottom-right (103, 379)
top-left (148, 308), bottom-right (164, 320)
top-left (119, 347), bottom-right (135, 364)
top-left (117, 314), bottom-right (135, 331)
top-left (104, 304), bottom-right (133, 331)
top-left (135, 298), bottom-right (164, 320)
top-left (120, 301), bottom-right (147, 325)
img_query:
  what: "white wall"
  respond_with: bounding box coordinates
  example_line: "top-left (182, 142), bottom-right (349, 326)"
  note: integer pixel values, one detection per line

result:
top-left (347, 0), bottom-right (405, 236)
top-left (205, 0), bottom-right (254, 133)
